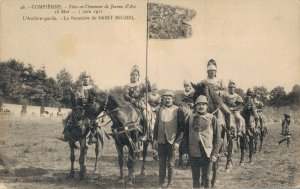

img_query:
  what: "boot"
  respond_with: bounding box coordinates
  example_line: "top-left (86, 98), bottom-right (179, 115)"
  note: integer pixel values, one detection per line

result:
top-left (140, 121), bottom-right (149, 142)
top-left (166, 167), bottom-right (174, 188)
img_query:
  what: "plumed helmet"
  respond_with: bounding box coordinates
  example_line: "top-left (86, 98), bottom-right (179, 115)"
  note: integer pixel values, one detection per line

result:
top-left (207, 59), bottom-right (217, 71)
top-left (162, 90), bottom-right (174, 97)
top-left (130, 65), bottom-right (140, 76)
top-left (194, 95), bottom-right (208, 105)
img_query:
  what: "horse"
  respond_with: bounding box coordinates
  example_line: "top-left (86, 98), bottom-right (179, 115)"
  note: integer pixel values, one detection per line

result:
top-left (191, 82), bottom-right (235, 178)
top-left (91, 91), bottom-right (155, 185)
top-left (63, 104), bottom-right (103, 180)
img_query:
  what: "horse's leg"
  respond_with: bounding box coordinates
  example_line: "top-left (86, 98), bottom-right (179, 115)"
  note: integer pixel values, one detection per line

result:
top-left (79, 138), bottom-right (88, 180)
top-left (116, 143), bottom-right (124, 181)
top-left (68, 142), bottom-right (76, 178)
top-left (236, 136), bottom-right (240, 153)
top-left (259, 127), bottom-right (264, 152)
top-left (239, 134), bottom-right (245, 166)
top-left (225, 131), bottom-right (233, 173)
top-left (253, 130), bottom-right (258, 154)
top-left (94, 134), bottom-right (100, 174)
top-left (127, 146), bottom-right (136, 185)
top-left (141, 141), bottom-right (149, 176)
top-left (249, 135), bottom-right (254, 164)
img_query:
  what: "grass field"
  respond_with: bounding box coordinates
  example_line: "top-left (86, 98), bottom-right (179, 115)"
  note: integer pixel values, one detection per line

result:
top-left (0, 115), bottom-right (300, 188)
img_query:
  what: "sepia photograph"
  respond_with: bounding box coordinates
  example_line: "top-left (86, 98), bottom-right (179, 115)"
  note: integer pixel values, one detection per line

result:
top-left (0, 0), bottom-right (300, 188)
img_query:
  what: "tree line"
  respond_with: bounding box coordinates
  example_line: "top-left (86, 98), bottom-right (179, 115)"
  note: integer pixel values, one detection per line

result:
top-left (0, 59), bottom-right (299, 117)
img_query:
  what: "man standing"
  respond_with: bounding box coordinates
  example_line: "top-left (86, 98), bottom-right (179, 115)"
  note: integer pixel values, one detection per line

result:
top-left (178, 80), bottom-right (194, 168)
top-left (153, 90), bottom-right (185, 188)
top-left (278, 113), bottom-right (292, 147)
top-left (281, 113), bottom-right (291, 135)
top-left (182, 95), bottom-right (220, 188)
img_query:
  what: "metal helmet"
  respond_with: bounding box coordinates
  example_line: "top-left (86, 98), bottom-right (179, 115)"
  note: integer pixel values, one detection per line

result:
top-left (228, 81), bottom-right (236, 88)
top-left (82, 72), bottom-right (91, 78)
top-left (130, 65), bottom-right (140, 76)
top-left (207, 59), bottom-right (217, 71)
top-left (194, 95), bottom-right (208, 105)
top-left (246, 88), bottom-right (254, 96)
top-left (152, 83), bottom-right (158, 90)
top-left (162, 90), bottom-right (174, 97)
top-left (183, 79), bottom-right (191, 86)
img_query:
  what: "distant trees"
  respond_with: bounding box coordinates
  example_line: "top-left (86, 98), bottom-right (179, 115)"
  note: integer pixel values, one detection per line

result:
top-left (268, 86), bottom-right (287, 116)
top-left (253, 86), bottom-right (268, 104)
top-left (287, 85), bottom-right (300, 118)
top-left (56, 69), bottom-right (74, 107)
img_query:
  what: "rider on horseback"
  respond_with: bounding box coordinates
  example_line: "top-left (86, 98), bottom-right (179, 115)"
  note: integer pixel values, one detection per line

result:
top-left (244, 88), bottom-right (261, 130)
top-left (123, 65), bottom-right (151, 142)
top-left (63, 72), bottom-right (99, 144)
top-left (181, 80), bottom-right (195, 109)
top-left (147, 83), bottom-right (161, 113)
top-left (252, 93), bottom-right (268, 134)
top-left (223, 81), bottom-right (244, 137)
top-left (199, 59), bottom-right (232, 132)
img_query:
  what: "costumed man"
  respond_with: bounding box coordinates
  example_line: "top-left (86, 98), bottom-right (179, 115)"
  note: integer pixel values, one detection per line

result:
top-left (278, 113), bottom-right (292, 146)
top-left (178, 79), bottom-right (194, 168)
top-left (123, 65), bottom-right (151, 141)
top-left (196, 59), bottom-right (232, 133)
top-left (193, 59), bottom-right (232, 183)
top-left (63, 72), bottom-right (99, 145)
top-left (244, 88), bottom-right (260, 127)
top-left (182, 95), bottom-right (220, 188)
top-left (181, 80), bottom-right (195, 109)
top-left (148, 83), bottom-right (161, 113)
top-left (153, 90), bottom-right (185, 188)
top-left (147, 83), bottom-right (161, 161)
top-left (252, 93), bottom-right (268, 135)
top-left (223, 81), bottom-right (244, 138)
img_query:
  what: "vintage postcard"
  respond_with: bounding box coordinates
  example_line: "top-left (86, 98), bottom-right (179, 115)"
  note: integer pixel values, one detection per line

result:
top-left (0, 0), bottom-right (299, 188)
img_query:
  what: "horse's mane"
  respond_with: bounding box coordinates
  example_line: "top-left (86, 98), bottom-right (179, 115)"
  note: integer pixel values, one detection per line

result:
top-left (191, 82), bottom-right (224, 111)
top-left (96, 91), bottom-right (135, 113)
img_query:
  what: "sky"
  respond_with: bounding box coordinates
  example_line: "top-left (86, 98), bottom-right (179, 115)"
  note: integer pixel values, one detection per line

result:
top-left (1, 0), bottom-right (299, 92)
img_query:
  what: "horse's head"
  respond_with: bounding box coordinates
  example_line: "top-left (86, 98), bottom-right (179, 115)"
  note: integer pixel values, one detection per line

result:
top-left (191, 82), bottom-right (223, 113)
top-left (89, 91), bottom-right (108, 114)
top-left (71, 106), bottom-right (85, 121)
top-left (191, 82), bottom-right (208, 103)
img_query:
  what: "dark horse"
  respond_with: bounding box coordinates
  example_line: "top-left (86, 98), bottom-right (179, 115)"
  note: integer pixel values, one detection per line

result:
top-left (191, 82), bottom-right (235, 177)
top-left (63, 104), bottom-right (103, 180)
top-left (91, 91), bottom-right (154, 185)
top-left (240, 100), bottom-right (259, 165)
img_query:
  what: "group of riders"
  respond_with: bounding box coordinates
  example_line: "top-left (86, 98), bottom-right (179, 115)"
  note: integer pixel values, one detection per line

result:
top-left (62, 58), bottom-right (270, 188)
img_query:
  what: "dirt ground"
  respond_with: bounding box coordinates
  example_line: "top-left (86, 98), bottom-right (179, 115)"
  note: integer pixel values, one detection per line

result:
top-left (0, 115), bottom-right (300, 188)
